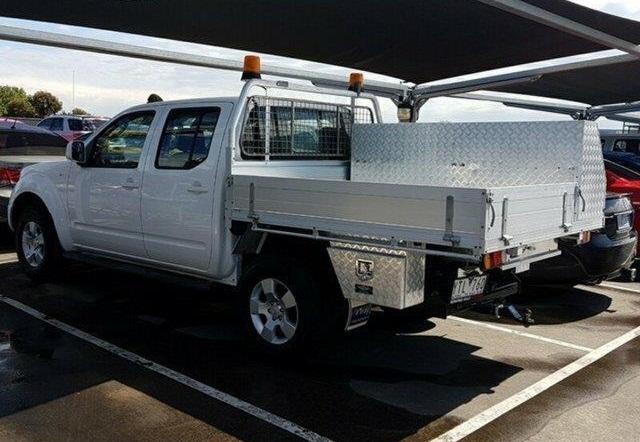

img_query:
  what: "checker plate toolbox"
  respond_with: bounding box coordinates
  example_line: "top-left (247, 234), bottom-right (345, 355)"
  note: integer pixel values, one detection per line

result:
top-left (327, 243), bottom-right (426, 309)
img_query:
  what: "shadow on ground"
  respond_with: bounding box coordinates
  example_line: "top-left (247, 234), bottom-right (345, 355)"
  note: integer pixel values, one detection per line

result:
top-left (0, 261), bottom-right (524, 442)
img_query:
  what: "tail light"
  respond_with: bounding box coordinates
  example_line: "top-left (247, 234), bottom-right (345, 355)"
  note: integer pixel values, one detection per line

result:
top-left (0, 167), bottom-right (20, 186)
top-left (482, 250), bottom-right (504, 271)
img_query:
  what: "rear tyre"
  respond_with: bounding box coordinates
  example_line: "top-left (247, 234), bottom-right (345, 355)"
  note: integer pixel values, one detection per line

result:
top-left (238, 254), bottom-right (348, 357)
top-left (15, 205), bottom-right (64, 281)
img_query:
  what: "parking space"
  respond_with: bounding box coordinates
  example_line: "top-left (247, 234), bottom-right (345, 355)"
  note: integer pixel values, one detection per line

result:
top-left (0, 246), bottom-right (639, 442)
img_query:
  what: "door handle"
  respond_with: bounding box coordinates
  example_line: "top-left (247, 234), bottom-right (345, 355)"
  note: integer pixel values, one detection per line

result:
top-left (121, 178), bottom-right (139, 189)
top-left (187, 181), bottom-right (209, 194)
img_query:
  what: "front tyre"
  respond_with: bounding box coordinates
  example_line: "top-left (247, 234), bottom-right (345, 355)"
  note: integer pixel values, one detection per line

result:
top-left (239, 255), bottom-right (347, 357)
top-left (15, 205), bottom-right (63, 281)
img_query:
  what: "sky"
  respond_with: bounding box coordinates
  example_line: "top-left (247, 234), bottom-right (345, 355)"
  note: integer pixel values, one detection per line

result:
top-left (0, 0), bottom-right (639, 128)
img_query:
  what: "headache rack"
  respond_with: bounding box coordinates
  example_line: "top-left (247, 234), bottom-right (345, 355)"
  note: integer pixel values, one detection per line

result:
top-left (239, 96), bottom-right (374, 160)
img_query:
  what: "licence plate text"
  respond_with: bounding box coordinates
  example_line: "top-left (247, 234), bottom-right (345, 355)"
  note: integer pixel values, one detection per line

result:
top-left (451, 275), bottom-right (488, 303)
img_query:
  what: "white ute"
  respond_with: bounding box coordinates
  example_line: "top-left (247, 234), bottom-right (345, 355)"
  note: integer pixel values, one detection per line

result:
top-left (8, 69), bottom-right (606, 354)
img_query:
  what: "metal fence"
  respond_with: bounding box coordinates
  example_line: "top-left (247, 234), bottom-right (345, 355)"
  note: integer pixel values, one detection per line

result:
top-left (240, 96), bottom-right (373, 159)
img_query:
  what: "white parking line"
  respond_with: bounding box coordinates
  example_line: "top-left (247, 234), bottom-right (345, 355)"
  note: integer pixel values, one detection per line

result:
top-left (597, 282), bottom-right (640, 295)
top-left (0, 296), bottom-right (334, 442)
top-left (450, 316), bottom-right (594, 352)
top-left (431, 324), bottom-right (640, 442)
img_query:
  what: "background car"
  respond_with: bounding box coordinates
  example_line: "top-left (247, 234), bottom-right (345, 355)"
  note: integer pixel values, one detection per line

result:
top-left (521, 193), bottom-right (636, 285)
top-left (601, 129), bottom-right (640, 155)
top-left (36, 115), bottom-right (109, 142)
top-left (0, 121), bottom-right (67, 221)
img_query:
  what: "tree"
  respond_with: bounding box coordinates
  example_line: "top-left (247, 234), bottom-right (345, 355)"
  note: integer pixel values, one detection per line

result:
top-left (0, 85), bottom-right (28, 116)
top-left (71, 107), bottom-right (89, 115)
top-left (147, 93), bottom-right (163, 103)
top-left (29, 91), bottom-right (63, 118)
top-left (6, 98), bottom-right (36, 117)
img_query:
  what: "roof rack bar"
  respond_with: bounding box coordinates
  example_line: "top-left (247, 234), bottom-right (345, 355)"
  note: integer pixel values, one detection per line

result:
top-left (589, 101), bottom-right (640, 117)
top-left (454, 92), bottom-right (586, 116)
top-left (475, 0), bottom-right (640, 58)
top-left (0, 24), bottom-right (409, 97)
top-left (454, 91), bottom-right (640, 124)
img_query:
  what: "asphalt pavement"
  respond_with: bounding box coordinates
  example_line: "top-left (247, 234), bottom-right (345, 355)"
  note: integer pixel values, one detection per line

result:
top-left (0, 233), bottom-right (638, 442)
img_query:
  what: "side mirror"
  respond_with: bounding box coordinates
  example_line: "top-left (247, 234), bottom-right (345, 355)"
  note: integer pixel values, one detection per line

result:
top-left (66, 140), bottom-right (87, 164)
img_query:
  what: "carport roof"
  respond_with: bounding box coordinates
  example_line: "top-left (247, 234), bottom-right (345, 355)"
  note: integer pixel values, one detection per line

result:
top-left (493, 56), bottom-right (640, 106)
top-left (2, 0), bottom-right (640, 84)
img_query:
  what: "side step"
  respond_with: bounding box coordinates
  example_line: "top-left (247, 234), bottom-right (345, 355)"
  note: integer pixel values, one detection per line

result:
top-left (62, 252), bottom-right (217, 293)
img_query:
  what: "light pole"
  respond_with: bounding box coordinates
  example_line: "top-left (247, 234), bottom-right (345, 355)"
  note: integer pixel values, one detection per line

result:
top-left (72, 70), bottom-right (75, 110)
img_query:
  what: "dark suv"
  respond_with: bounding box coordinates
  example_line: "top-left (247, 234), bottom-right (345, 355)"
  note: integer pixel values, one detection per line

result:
top-left (0, 121), bottom-right (67, 221)
top-left (522, 193), bottom-right (637, 285)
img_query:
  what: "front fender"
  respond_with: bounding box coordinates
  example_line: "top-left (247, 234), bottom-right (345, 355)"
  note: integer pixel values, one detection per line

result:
top-left (8, 164), bottom-right (74, 251)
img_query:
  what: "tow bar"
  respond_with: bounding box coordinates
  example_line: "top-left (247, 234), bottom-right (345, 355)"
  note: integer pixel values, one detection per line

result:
top-left (493, 301), bottom-right (535, 327)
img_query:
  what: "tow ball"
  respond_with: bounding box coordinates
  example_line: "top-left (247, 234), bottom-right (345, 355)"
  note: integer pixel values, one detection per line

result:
top-left (493, 301), bottom-right (534, 327)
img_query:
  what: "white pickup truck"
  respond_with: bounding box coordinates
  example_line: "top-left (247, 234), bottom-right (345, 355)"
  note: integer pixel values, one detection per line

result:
top-left (8, 75), bottom-right (606, 354)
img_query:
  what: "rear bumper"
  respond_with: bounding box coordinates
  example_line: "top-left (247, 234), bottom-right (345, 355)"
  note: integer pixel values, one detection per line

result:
top-left (423, 267), bottom-right (520, 318)
top-left (523, 231), bottom-right (637, 284)
top-left (447, 274), bottom-right (519, 314)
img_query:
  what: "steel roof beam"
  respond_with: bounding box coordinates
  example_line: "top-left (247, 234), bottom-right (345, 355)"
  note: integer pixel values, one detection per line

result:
top-left (0, 24), bottom-right (410, 97)
top-left (476, 0), bottom-right (640, 58)
top-left (454, 91), bottom-right (640, 125)
top-left (589, 102), bottom-right (640, 117)
top-left (454, 92), bottom-right (586, 116)
top-left (413, 52), bottom-right (635, 99)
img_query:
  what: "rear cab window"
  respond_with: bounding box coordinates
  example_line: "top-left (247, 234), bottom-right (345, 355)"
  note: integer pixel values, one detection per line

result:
top-left (240, 96), bottom-right (373, 160)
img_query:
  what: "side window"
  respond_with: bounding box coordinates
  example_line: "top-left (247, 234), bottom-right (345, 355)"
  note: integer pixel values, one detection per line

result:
top-left (156, 107), bottom-right (220, 169)
top-left (88, 111), bottom-right (155, 168)
top-left (613, 139), bottom-right (640, 155)
top-left (68, 118), bottom-right (83, 131)
top-left (37, 119), bottom-right (51, 130)
top-left (49, 118), bottom-right (63, 131)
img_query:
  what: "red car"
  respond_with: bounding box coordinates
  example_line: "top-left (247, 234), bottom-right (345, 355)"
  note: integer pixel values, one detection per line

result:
top-left (605, 161), bottom-right (640, 253)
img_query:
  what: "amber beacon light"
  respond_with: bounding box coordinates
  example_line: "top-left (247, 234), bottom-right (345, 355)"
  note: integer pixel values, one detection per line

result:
top-left (241, 55), bottom-right (262, 80)
top-left (348, 72), bottom-right (364, 94)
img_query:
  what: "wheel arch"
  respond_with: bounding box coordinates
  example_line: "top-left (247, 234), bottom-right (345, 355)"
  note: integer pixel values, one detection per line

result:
top-left (9, 180), bottom-right (73, 250)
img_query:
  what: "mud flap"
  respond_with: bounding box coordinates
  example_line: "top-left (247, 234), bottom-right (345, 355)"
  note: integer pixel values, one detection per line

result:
top-left (345, 300), bottom-right (372, 331)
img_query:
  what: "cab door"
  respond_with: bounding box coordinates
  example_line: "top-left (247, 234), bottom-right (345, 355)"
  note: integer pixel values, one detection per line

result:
top-left (141, 103), bottom-right (230, 271)
top-left (67, 111), bottom-right (158, 258)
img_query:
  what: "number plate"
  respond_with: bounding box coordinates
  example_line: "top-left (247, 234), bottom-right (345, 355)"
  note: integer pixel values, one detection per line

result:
top-left (451, 275), bottom-right (488, 303)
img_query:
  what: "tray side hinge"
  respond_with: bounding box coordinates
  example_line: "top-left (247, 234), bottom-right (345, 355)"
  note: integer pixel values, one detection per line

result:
top-left (248, 182), bottom-right (260, 225)
top-left (443, 195), bottom-right (461, 245)
top-left (501, 197), bottom-right (513, 245)
top-left (562, 191), bottom-right (573, 232)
